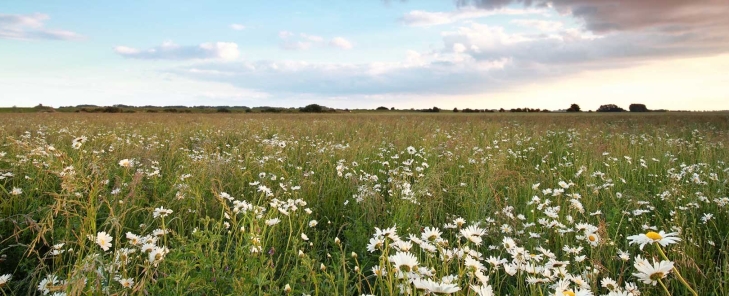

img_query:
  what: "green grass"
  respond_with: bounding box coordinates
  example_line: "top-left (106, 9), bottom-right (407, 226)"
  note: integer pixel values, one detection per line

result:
top-left (0, 112), bottom-right (728, 295)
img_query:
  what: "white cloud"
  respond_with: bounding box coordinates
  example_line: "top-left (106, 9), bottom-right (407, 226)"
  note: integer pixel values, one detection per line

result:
top-left (278, 31), bottom-right (294, 39)
top-left (0, 13), bottom-right (83, 40)
top-left (280, 41), bottom-right (312, 51)
top-left (510, 19), bottom-right (563, 32)
top-left (400, 6), bottom-right (544, 27)
top-left (300, 33), bottom-right (323, 42)
top-left (329, 37), bottom-right (353, 50)
top-left (171, 48), bottom-right (510, 97)
top-left (279, 32), bottom-right (329, 51)
top-left (114, 41), bottom-right (240, 60)
top-left (229, 23), bottom-right (246, 31)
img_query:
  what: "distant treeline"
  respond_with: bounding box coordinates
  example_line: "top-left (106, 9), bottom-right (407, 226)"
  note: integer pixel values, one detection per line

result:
top-left (4, 102), bottom-right (682, 114)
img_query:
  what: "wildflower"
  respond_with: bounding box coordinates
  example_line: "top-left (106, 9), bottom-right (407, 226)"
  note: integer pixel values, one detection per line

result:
top-left (10, 187), bottom-right (22, 195)
top-left (460, 225), bottom-right (486, 245)
top-left (388, 251), bottom-right (418, 272)
top-left (148, 247), bottom-right (168, 265)
top-left (421, 227), bottom-right (442, 242)
top-left (301, 233), bottom-right (309, 241)
top-left (627, 231), bottom-right (681, 250)
top-left (412, 278), bottom-right (461, 294)
top-left (118, 277), bottom-right (134, 288)
top-left (471, 283), bottom-right (494, 296)
top-left (141, 243), bottom-right (155, 253)
top-left (632, 256), bottom-right (673, 285)
top-left (265, 218), bottom-right (281, 226)
top-left (601, 277), bottom-right (618, 291)
top-left (118, 159), bottom-right (134, 168)
top-left (309, 220), bottom-right (318, 227)
top-left (38, 274), bottom-right (60, 295)
top-left (284, 284), bottom-right (292, 293)
top-left (585, 232), bottom-right (600, 246)
top-left (153, 206), bottom-right (173, 218)
top-left (366, 237), bottom-right (384, 253)
top-left (465, 256), bottom-right (486, 271)
top-left (0, 274), bottom-right (11, 287)
top-left (558, 181), bottom-right (570, 189)
top-left (96, 231), bottom-right (112, 251)
top-left (453, 217), bottom-right (467, 227)
top-left (406, 146), bottom-right (417, 155)
top-left (371, 265), bottom-right (386, 277)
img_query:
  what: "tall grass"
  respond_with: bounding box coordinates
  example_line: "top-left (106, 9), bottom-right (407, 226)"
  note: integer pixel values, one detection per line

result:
top-left (0, 112), bottom-right (728, 295)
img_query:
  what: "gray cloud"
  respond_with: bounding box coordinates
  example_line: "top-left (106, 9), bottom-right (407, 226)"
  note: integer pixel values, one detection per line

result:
top-left (0, 13), bottom-right (83, 40)
top-left (114, 41), bottom-right (240, 60)
top-left (458, 0), bottom-right (729, 35)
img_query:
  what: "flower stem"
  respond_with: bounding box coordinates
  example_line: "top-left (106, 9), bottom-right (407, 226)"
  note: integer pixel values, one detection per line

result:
top-left (658, 278), bottom-right (672, 296)
top-left (654, 243), bottom-right (698, 296)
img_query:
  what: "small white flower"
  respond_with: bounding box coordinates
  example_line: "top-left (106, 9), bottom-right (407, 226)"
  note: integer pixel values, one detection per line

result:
top-left (153, 206), bottom-right (173, 218)
top-left (118, 159), bottom-right (134, 168)
top-left (406, 146), bottom-right (417, 155)
top-left (0, 274), bottom-right (11, 286)
top-left (118, 277), bottom-right (134, 288)
top-left (96, 231), bottom-right (113, 251)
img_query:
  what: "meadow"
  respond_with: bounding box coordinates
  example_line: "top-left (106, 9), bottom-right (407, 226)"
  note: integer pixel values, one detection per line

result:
top-left (0, 112), bottom-right (728, 295)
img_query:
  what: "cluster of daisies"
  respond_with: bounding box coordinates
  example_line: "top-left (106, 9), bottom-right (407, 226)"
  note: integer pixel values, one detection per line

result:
top-left (356, 221), bottom-right (687, 295)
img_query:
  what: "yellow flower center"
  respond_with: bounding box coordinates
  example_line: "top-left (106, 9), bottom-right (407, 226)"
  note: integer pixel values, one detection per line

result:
top-left (588, 234), bottom-right (597, 242)
top-left (563, 291), bottom-right (576, 296)
top-left (650, 272), bottom-right (665, 281)
top-left (646, 231), bottom-right (663, 240)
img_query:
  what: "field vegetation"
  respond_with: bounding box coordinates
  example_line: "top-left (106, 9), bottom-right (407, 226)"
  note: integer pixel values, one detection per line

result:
top-left (1, 112), bottom-right (728, 295)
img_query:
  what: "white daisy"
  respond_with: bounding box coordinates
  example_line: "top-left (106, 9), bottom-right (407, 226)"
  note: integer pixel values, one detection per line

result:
top-left (632, 256), bottom-right (673, 286)
top-left (627, 231), bottom-right (681, 250)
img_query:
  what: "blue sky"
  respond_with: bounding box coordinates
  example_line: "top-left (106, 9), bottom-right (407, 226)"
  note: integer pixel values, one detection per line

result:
top-left (2, 0), bottom-right (728, 110)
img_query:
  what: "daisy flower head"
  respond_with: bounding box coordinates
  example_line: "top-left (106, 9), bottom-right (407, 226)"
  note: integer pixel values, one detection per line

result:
top-left (632, 256), bottom-right (673, 286)
top-left (412, 278), bottom-right (461, 294)
top-left (421, 227), bottom-right (442, 242)
top-left (96, 231), bottom-right (113, 251)
top-left (406, 146), bottom-right (417, 155)
top-left (460, 225), bottom-right (486, 245)
top-left (10, 187), bottom-right (22, 195)
top-left (118, 158), bottom-right (134, 168)
top-left (388, 251), bottom-right (418, 272)
top-left (0, 274), bottom-right (11, 287)
top-left (627, 231), bottom-right (681, 250)
top-left (118, 277), bottom-right (134, 288)
top-left (153, 206), bottom-right (173, 218)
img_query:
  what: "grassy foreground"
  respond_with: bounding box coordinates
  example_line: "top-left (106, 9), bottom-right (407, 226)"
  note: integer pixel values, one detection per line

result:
top-left (0, 112), bottom-right (728, 295)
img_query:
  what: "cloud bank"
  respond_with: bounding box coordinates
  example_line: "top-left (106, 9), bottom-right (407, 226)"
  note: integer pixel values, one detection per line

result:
top-left (400, 6), bottom-right (544, 27)
top-left (0, 13), bottom-right (83, 40)
top-left (114, 41), bottom-right (240, 60)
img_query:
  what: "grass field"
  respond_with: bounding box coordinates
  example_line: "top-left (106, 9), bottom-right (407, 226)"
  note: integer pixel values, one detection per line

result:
top-left (1, 112), bottom-right (728, 295)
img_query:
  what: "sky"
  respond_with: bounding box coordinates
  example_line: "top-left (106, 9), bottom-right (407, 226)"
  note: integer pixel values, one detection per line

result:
top-left (1, 0), bottom-right (728, 111)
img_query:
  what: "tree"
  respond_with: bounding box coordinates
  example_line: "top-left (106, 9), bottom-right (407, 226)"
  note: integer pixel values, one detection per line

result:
top-left (300, 104), bottom-right (324, 113)
top-left (596, 104), bottom-right (626, 112)
top-left (376, 106), bottom-right (389, 111)
top-left (629, 104), bottom-right (649, 112)
top-left (453, 107), bottom-right (459, 113)
top-left (566, 103), bottom-right (581, 112)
